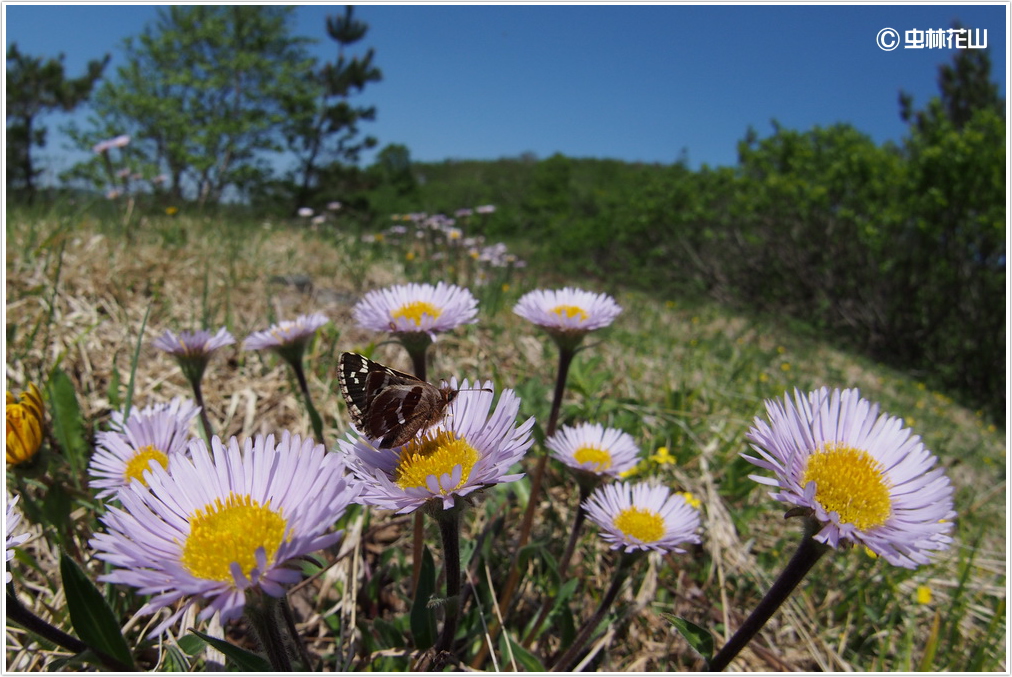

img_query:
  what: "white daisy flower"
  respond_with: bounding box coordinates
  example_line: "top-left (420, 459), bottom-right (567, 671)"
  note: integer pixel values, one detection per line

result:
top-left (547, 423), bottom-right (640, 478)
top-left (743, 387), bottom-right (956, 569)
top-left (583, 481), bottom-right (702, 554)
top-left (339, 380), bottom-right (534, 514)
top-left (352, 282), bottom-right (478, 339)
top-left (89, 432), bottom-right (360, 636)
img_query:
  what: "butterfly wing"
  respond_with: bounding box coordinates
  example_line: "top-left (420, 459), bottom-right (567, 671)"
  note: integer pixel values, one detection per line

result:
top-left (339, 352), bottom-right (450, 448)
top-left (368, 383), bottom-right (436, 448)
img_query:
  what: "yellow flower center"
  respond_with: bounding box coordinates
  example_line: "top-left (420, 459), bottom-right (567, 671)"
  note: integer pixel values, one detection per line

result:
top-left (613, 506), bottom-right (666, 543)
top-left (391, 301), bottom-right (442, 327)
top-left (550, 305), bottom-right (588, 322)
top-left (123, 445), bottom-right (170, 486)
top-left (181, 493), bottom-right (287, 582)
top-left (394, 431), bottom-right (478, 492)
top-left (573, 445), bottom-right (612, 473)
top-left (801, 442), bottom-right (892, 530)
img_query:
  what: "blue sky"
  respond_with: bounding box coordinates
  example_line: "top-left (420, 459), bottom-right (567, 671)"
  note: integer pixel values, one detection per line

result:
top-left (4, 3), bottom-right (1007, 181)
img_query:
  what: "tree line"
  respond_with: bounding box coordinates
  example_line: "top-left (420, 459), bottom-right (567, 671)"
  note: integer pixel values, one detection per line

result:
top-left (7, 5), bottom-right (379, 210)
top-left (358, 44), bottom-right (1005, 424)
top-left (6, 10), bottom-right (1004, 421)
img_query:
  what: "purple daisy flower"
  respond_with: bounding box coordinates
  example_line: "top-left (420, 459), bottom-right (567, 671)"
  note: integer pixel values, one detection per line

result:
top-left (242, 313), bottom-right (329, 354)
top-left (6, 495), bottom-right (30, 583)
top-left (352, 282), bottom-right (478, 340)
top-left (513, 287), bottom-right (622, 334)
top-left (583, 481), bottom-right (702, 554)
top-left (743, 387), bottom-right (956, 569)
top-left (338, 380), bottom-right (534, 513)
top-left (153, 327), bottom-right (235, 385)
top-left (107, 396), bottom-right (200, 433)
top-left (89, 432), bottom-right (361, 637)
top-left (90, 399), bottom-right (200, 500)
top-left (152, 327), bottom-right (235, 359)
top-left (547, 423), bottom-right (640, 478)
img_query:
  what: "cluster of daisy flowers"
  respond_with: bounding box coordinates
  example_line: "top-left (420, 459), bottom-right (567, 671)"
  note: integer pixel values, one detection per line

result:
top-left (3, 260), bottom-right (961, 672)
top-left (548, 421), bottom-right (702, 554)
top-left (362, 207), bottom-right (525, 288)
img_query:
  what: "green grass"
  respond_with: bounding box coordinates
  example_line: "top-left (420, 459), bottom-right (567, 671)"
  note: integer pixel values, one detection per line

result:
top-left (4, 202), bottom-right (1006, 672)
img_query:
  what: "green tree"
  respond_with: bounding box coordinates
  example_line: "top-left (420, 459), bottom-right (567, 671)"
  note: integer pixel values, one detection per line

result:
top-left (6, 44), bottom-right (108, 200)
top-left (893, 31), bottom-right (1006, 419)
top-left (285, 5), bottom-right (382, 210)
top-left (899, 21), bottom-right (1003, 132)
top-left (66, 6), bottom-right (316, 206)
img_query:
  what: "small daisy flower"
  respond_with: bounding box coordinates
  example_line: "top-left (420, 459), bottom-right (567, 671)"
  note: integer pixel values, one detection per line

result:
top-left (90, 399), bottom-right (200, 499)
top-left (89, 432), bottom-right (360, 637)
top-left (352, 282), bottom-right (478, 340)
top-left (339, 380), bottom-right (534, 514)
top-left (6, 495), bottom-right (31, 583)
top-left (513, 287), bottom-right (622, 345)
top-left (743, 387), bottom-right (956, 569)
top-left (583, 481), bottom-right (702, 554)
top-left (242, 313), bottom-right (329, 360)
top-left (107, 396), bottom-right (200, 433)
top-left (153, 327), bottom-right (235, 384)
top-left (547, 423), bottom-right (640, 479)
top-left (6, 383), bottom-right (45, 467)
top-left (153, 327), bottom-right (235, 360)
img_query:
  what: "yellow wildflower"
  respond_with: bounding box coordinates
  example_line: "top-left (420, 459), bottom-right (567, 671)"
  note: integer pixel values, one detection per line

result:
top-left (7, 383), bottom-right (45, 466)
top-left (650, 446), bottom-right (675, 466)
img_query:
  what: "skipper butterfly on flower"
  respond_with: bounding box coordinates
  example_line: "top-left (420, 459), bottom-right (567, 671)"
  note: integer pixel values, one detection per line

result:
top-left (338, 352), bottom-right (458, 448)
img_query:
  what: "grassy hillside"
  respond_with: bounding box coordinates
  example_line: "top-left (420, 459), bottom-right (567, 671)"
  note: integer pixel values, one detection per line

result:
top-left (4, 204), bottom-right (1005, 671)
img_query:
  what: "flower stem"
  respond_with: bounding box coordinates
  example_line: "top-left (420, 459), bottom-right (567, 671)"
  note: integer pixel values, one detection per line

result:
top-left (524, 483), bottom-right (593, 648)
top-left (470, 345), bottom-right (576, 669)
top-left (706, 519), bottom-right (829, 671)
top-left (288, 358), bottom-right (324, 445)
top-left (279, 594), bottom-right (315, 670)
top-left (432, 503), bottom-right (464, 656)
top-left (244, 590), bottom-right (293, 672)
top-left (6, 590), bottom-right (134, 672)
top-left (551, 550), bottom-right (640, 671)
top-left (188, 377), bottom-right (215, 445)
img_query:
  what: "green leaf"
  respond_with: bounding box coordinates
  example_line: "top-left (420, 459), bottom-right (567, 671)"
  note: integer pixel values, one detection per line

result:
top-left (106, 361), bottom-right (122, 410)
top-left (372, 617), bottom-right (406, 649)
top-left (409, 545), bottom-right (437, 650)
top-left (916, 610), bottom-right (941, 671)
top-left (59, 553), bottom-right (135, 670)
top-left (161, 644), bottom-right (192, 672)
top-left (662, 613), bottom-right (713, 663)
top-left (189, 630), bottom-right (272, 672)
top-left (498, 631), bottom-right (545, 671)
top-left (176, 633), bottom-right (206, 656)
top-left (46, 368), bottom-right (89, 479)
top-left (122, 304), bottom-right (151, 420)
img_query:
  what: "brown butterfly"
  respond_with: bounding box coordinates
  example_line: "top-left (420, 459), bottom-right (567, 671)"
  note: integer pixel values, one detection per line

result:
top-left (338, 352), bottom-right (458, 449)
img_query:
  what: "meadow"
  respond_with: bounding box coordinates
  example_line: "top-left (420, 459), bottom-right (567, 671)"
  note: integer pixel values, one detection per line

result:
top-left (4, 202), bottom-right (1006, 671)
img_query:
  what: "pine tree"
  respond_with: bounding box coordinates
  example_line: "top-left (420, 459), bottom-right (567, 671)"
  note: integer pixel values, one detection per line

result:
top-left (6, 44), bottom-right (108, 200)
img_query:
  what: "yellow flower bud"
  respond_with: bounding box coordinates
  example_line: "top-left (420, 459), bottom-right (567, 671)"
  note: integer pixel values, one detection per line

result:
top-left (6, 383), bottom-right (45, 466)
